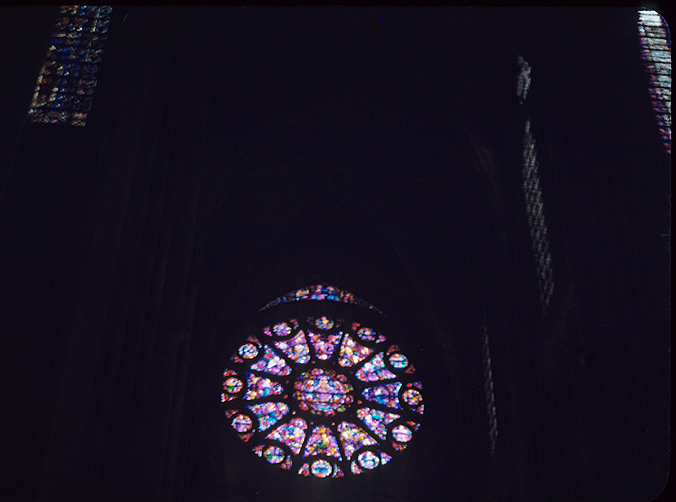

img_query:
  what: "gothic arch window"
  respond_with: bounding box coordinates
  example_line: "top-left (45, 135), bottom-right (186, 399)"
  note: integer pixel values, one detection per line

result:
top-left (28, 5), bottom-right (112, 126)
top-left (220, 285), bottom-right (424, 478)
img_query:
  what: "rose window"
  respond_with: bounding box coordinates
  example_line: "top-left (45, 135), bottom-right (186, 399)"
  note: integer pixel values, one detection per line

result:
top-left (221, 288), bottom-right (424, 479)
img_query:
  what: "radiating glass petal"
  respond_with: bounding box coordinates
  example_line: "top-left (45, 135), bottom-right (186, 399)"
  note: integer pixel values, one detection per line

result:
top-left (338, 334), bottom-right (373, 367)
top-left (274, 331), bottom-right (311, 364)
top-left (266, 418), bottom-right (308, 455)
top-left (303, 425), bottom-right (342, 459)
top-left (307, 330), bottom-right (342, 360)
top-left (355, 352), bottom-right (397, 382)
top-left (249, 346), bottom-right (292, 375)
top-left (243, 373), bottom-right (284, 400)
top-left (337, 421), bottom-right (378, 459)
top-left (246, 401), bottom-right (290, 431)
top-left (361, 382), bottom-right (403, 409)
top-left (356, 407), bottom-right (400, 440)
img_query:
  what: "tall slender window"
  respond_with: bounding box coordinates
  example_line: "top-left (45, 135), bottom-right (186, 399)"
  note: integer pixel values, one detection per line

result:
top-left (481, 306), bottom-right (497, 457)
top-left (517, 56), bottom-right (555, 315)
top-left (638, 10), bottom-right (672, 154)
top-left (28, 6), bottom-right (112, 126)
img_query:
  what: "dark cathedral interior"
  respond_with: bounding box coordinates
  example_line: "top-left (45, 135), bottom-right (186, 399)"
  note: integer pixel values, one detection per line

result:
top-left (0, 6), bottom-right (671, 502)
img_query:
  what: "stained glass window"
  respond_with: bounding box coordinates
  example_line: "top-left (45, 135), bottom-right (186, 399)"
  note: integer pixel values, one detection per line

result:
top-left (221, 315), bottom-right (423, 478)
top-left (261, 283), bottom-right (384, 314)
top-left (28, 6), bottom-right (112, 126)
top-left (638, 10), bottom-right (672, 154)
top-left (517, 56), bottom-right (555, 315)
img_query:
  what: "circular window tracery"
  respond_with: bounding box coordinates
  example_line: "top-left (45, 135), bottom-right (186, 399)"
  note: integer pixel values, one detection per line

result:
top-left (221, 300), bottom-right (424, 479)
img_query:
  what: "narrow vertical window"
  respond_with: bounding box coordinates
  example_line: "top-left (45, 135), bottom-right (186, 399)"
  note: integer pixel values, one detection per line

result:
top-left (481, 306), bottom-right (497, 457)
top-left (638, 10), bottom-right (671, 154)
top-left (28, 6), bottom-right (112, 126)
top-left (517, 56), bottom-right (555, 315)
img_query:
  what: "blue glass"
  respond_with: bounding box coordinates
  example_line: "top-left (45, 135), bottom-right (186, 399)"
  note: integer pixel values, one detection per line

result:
top-left (28, 5), bottom-right (112, 126)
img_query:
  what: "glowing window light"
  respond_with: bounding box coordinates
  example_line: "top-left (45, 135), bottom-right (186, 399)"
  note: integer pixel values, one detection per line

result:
top-left (221, 314), bottom-right (423, 478)
top-left (516, 55), bottom-right (532, 104)
top-left (261, 283), bottom-right (383, 314)
top-left (481, 307), bottom-right (497, 457)
top-left (522, 120), bottom-right (555, 313)
top-left (28, 6), bottom-right (112, 126)
top-left (638, 10), bottom-right (671, 154)
top-left (517, 56), bottom-right (555, 314)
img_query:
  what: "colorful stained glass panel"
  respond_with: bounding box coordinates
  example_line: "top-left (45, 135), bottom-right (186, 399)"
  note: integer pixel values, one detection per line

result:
top-left (389, 353), bottom-right (409, 369)
top-left (28, 6), bottom-right (112, 126)
top-left (249, 346), bottom-right (292, 375)
top-left (338, 334), bottom-right (373, 367)
top-left (362, 382), bottom-right (403, 409)
top-left (232, 414), bottom-right (253, 433)
top-left (357, 327), bottom-right (378, 341)
top-left (311, 459), bottom-right (332, 477)
top-left (314, 316), bottom-right (334, 330)
top-left (273, 321), bottom-right (294, 337)
top-left (223, 377), bottom-right (243, 394)
top-left (356, 407), bottom-right (401, 440)
top-left (266, 418), bottom-right (308, 455)
top-left (392, 424), bottom-right (413, 443)
top-left (332, 464), bottom-right (345, 477)
top-left (307, 330), bottom-right (342, 360)
top-left (243, 373), bottom-right (284, 401)
top-left (356, 352), bottom-right (398, 382)
top-left (402, 388), bottom-right (423, 406)
top-left (261, 284), bottom-right (383, 313)
top-left (357, 451), bottom-right (379, 470)
top-left (239, 343), bottom-right (258, 359)
top-left (274, 331), bottom-right (311, 364)
top-left (246, 402), bottom-right (290, 432)
top-left (337, 421), bottom-right (378, 459)
top-left (303, 425), bottom-right (342, 459)
top-left (293, 368), bottom-right (353, 416)
top-left (263, 445), bottom-right (285, 464)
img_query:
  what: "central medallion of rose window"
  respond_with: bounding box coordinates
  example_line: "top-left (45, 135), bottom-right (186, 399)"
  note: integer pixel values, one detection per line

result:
top-left (293, 368), bottom-right (354, 416)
